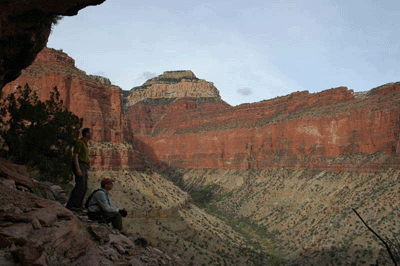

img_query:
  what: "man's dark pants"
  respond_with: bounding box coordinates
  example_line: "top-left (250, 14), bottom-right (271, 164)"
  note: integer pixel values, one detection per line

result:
top-left (88, 211), bottom-right (123, 230)
top-left (66, 161), bottom-right (89, 209)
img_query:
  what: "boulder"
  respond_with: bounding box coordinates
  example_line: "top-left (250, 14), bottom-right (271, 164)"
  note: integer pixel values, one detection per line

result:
top-left (0, 158), bottom-right (34, 190)
top-left (14, 242), bottom-right (48, 266)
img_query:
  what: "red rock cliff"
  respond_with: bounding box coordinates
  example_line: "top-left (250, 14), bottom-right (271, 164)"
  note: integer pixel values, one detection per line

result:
top-left (3, 47), bottom-right (400, 172)
top-left (129, 84), bottom-right (400, 171)
top-left (3, 47), bottom-right (124, 143)
top-left (127, 70), bottom-right (221, 107)
top-left (2, 47), bottom-right (144, 170)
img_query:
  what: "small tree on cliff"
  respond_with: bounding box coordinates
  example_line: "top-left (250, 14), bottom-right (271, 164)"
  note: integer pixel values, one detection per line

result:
top-left (0, 84), bottom-right (82, 182)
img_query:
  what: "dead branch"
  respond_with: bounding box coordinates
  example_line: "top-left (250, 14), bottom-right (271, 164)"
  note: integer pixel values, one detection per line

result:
top-left (352, 208), bottom-right (398, 266)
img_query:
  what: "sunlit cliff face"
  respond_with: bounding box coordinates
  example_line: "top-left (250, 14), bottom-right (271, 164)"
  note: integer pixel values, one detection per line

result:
top-left (4, 45), bottom-right (400, 172)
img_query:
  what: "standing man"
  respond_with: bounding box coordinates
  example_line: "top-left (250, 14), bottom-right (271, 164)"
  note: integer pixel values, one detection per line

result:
top-left (66, 127), bottom-right (93, 211)
top-left (86, 178), bottom-right (128, 231)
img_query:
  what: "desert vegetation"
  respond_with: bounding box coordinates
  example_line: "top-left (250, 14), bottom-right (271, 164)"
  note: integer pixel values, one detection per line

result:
top-left (170, 163), bottom-right (400, 265)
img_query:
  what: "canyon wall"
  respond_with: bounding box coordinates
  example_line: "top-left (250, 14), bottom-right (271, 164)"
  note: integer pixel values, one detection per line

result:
top-left (3, 47), bottom-right (400, 172)
top-left (130, 84), bottom-right (400, 172)
top-left (2, 46), bottom-right (399, 264)
top-left (3, 47), bottom-right (124, 143)
top-left (2, 47), bottom-right (144, 170)
top-left (127, 70), bottom-right (222, 107)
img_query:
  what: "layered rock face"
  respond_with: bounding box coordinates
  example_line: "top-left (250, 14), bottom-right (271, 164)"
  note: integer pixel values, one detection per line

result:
top-left (127, 70), bottom-right (221, 107)
top-left (0, 0), bottom-right (106, 90)
top-left (3, 47), bottom-right (124, 144)
top-left (3, 47), bottom-right (400, 172)
top-left (2, 47), bottom-right (145, 170)
top-left (129, 84), bottom-right (400, 171)
top-left (90, 142), bottom-right (144, 171)
top-left (126, 97), bottom-right (230, 135)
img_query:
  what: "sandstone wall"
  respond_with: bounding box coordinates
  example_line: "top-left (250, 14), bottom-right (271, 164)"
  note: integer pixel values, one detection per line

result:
top-left (3, 47), bottom-right (399, 172)
top-left (3, 47), bottom-right (124, 143)
top-left (126, 97), bottom-right (230, 135)
top-left (130, 84), bottom-right (400, 171)
top-left (127, 70), bottom-right (221, 107)
top-left (2, 47), bottom-right (146, 170)
top-left (90, 142), bottom-right (144, 170)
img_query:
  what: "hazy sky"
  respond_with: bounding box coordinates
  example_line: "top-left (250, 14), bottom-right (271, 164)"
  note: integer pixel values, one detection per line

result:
top-left (47, 0), bottom-right (400, 106)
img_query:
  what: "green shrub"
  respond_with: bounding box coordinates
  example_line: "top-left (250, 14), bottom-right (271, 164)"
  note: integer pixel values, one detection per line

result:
top-left (0, 84), bottom-right (82, 182)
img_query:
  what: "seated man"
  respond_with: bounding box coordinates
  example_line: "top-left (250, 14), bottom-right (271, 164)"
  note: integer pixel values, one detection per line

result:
top-left (86, 178), bottom-right (127, 231)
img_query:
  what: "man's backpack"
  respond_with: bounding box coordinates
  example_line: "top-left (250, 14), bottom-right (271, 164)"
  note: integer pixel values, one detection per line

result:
top-left (85, 189), bottom-right (102, 209)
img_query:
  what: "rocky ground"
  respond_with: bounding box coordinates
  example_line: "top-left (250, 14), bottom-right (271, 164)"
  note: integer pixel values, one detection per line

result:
top-left (0, 157), bottom-right (276, 266)
top-left (0, 158), bottom-right (184, 266)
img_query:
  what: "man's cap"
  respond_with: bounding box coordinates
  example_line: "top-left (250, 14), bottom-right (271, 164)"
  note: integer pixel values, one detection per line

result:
top-left (101, 178), bottom-right (115, 187)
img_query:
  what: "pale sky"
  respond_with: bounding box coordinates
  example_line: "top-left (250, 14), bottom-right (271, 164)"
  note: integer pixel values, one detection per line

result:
top-left (47, 0), bottom-right (400, 106)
